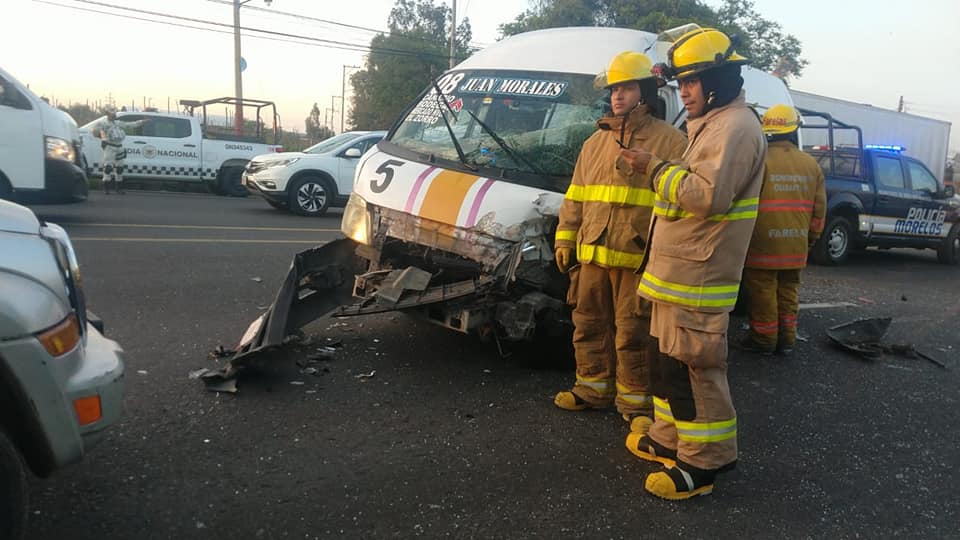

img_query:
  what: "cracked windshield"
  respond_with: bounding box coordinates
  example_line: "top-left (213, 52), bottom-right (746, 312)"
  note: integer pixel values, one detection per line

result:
top-left (391, 70), bottom-right (603, 180)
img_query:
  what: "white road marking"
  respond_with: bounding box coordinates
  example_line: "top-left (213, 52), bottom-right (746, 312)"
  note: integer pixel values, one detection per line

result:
top-left (71, 237), bottom-right (326, 244)
top-left (71, 223), bottom-right (339, 233)
top-left (799, 302), bottom-right (858, 309)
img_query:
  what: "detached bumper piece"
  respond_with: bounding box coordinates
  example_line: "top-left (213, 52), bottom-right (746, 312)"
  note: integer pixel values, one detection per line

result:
top-left (218, 239), bottom-right (362, 379)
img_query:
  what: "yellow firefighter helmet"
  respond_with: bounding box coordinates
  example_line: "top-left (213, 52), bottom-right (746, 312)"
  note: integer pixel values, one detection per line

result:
top-left (762, 104), bottom-right (801, 135)
top-left (601, 51), bottom-right (658, 89)
top-left (660, 27), bottom-right (749, 80)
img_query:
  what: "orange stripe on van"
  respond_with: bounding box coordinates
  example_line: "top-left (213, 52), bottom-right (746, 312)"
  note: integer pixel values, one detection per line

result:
top-left (418, 169), bottom-right (478, 225)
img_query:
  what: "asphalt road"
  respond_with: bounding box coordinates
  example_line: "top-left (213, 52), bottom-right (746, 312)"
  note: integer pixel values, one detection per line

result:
top-left (20, 191), bottom-right (960, 539)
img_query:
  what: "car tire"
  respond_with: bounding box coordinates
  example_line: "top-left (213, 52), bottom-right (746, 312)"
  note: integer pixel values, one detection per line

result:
top-left (205, 179), bottom-right (225, 196)
top-left (811, 215), bottom-right (853, 266)
top-left (0, 430), bottom-right (27, 540)
top-left (937, 224), bottom-right (960, 265)
top-left (218, 167), bottom-right (248, 198)
top-left (289, 175), bottom-right (333, 216)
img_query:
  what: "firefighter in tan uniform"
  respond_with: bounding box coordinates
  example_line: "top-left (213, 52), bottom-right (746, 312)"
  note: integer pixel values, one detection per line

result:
top-left (617, 27), bottom-right (765, 499)
top-left (739, 105), bottom-right (826, 354)
top-left (554, 52), bottom-right (687, 432)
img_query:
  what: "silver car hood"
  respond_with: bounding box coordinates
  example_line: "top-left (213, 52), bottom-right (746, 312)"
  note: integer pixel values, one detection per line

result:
top-left (0, 200), bottom-right (40, 235)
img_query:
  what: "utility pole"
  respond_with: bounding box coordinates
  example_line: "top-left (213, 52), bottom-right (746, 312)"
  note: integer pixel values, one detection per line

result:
top-left (331, 95), bottom-right (340, 134)
top-left (342, 64), bottom-right (360, 133)
top-left (233, 0), bottom-right (244, 135)
top-left (897, 95), bottom-right (904, 113)
top-left (448, 0), bottom-right (456, 69)
top-left (232, 0), bottom-right (272, 135)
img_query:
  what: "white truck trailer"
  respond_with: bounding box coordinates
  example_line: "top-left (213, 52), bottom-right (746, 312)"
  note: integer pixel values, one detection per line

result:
top-left (791, 89), bottom-right (952, 181)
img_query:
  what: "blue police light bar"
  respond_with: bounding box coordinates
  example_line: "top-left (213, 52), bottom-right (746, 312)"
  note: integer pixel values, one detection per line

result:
top-left (865, 144), bottom-right (906, 153)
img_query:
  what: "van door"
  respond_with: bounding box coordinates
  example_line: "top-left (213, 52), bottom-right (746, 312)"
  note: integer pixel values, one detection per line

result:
top-left (117, 114), bottom-right (199, 180)
top-left (0, 73), bottom-right (43, 192)
top-left (337, 135), bottom-right (383, 196)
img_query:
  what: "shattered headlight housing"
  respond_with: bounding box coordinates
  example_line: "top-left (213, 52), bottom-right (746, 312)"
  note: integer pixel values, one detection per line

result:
top-left (341, 193), bottom-right (371, 245)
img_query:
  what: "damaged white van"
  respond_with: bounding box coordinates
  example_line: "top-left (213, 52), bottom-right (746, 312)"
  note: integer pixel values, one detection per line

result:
top-left (231, 26), bottom-right (796, 362)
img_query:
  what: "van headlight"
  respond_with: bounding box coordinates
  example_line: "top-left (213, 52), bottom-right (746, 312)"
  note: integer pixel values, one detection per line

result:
top-left (341, 193), bottom-right (371, 245)
top-left (46, 136), bottom-right (76, 162)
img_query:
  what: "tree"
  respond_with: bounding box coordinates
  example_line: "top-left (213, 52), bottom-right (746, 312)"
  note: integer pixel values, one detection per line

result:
top-left (715, 0), bottom-right (807, 79)
top-left (499, 0), bottom-right (806, 80)
top-left (304, 102), bottom-right (333, 142)
top-left (349, 0), bottom-right (472, 130)
top-left (58, 103), bottom-right (106, 126)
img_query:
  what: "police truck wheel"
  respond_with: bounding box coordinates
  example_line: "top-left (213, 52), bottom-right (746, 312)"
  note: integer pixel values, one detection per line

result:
top-left (812, 216), bottom-right (852, 266)
top-left (289, 176), bottom-right (333, 216)
top-left (0, 430), bottom-right (28, 540)
top-left (937, 225), bottom-right (960, 265)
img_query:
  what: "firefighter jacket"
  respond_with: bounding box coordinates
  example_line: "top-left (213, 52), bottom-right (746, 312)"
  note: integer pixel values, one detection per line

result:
top-left (556, 106), bottom-right (687, 270)
top-left (637, 92), bottom-right (766, 312)
top-left (745, 140), bottom-right (827, 269)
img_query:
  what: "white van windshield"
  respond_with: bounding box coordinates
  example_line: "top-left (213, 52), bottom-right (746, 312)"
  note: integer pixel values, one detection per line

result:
top-left (390, 69), bottom-right (605, 179)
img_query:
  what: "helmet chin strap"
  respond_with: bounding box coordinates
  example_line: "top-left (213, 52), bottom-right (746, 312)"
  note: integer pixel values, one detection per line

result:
top-left (617, 101), bottom-right (642, 118)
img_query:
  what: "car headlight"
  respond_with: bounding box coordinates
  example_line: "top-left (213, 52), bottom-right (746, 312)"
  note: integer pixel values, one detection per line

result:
top-left (46, 136), bottom-right (75, 162)
top-left (265, 158), bottom-right (300, 168)
top-left (341, 193), bottom-right (371, 245)
top-left (40, 222), bottom-right (86, 331)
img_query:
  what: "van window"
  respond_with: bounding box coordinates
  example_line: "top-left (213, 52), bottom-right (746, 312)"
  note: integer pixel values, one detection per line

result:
top-left (875, 156), bottom-right (905, 190)
top-left (906, 160), bottom-right (938, 193)
top-left (0, 75), bottom-right (32, 110)
top-left (390, 69), bottom-right (604, 181)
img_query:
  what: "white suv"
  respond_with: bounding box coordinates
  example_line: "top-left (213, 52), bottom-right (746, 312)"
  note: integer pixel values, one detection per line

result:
top-left (244, 131), bottom-right (385, 216)
top-left (0, 199), bottom-right (125, 539)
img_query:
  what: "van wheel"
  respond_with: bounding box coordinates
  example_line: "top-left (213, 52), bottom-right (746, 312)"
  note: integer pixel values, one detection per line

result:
top-left (69, 177), bottom-right (89, 202)
top-left (812, 216), bottom-right (852, 265)
top-left (289, 176), bottom-right (333, 216)
top-left (937, 225), bottom-right (960, 265)
top-left (0, 431), bottom-right (27, 540)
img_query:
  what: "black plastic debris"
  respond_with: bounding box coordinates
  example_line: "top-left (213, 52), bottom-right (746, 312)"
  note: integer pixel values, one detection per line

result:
top-left (827, 317), bottom-right (946, 369)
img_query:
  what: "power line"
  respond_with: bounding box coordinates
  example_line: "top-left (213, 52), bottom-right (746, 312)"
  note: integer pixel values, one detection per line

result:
top-left (54, 0), bottom-right (465, 61)
top-left (204, 0), bottom-right (488, 49)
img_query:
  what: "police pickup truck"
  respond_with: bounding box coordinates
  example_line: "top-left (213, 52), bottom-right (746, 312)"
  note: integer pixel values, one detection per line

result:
top-left (803, 110), bottom-right (959, 265)
top-left (80, 97), bottom-right (283, 195)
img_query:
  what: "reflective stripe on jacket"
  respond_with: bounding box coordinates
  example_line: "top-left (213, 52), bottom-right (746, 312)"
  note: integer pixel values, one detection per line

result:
top-left (745, 140), bottom-right (827, 269)
top-left (637, 92), bottom-right (766, 312)
top-left (556, 106), bottom-right (687, 270)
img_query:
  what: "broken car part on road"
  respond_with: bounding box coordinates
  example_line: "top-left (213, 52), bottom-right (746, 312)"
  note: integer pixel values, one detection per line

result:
top-left (827, 317), bottom-right (947, 369)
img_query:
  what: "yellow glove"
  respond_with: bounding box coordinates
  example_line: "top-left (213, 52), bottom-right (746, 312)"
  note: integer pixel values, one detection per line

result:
top-left (555, 247), bottom-right (574, 274)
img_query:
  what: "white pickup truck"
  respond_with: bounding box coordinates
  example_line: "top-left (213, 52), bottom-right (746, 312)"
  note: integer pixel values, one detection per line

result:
top-left (79, 97), bottom-right (283, 195)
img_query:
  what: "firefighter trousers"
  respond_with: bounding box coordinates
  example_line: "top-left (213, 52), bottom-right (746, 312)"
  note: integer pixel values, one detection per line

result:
top-left (647, 303), bottom-right (737, 471)
top-left (743, 268), bottom-right (801, 350)
top-left (568, 262), bottom-right (656, 417)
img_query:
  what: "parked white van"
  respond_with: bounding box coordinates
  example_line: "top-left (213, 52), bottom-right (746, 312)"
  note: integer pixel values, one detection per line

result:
top-left (0, 67), bottom-right (87, 202)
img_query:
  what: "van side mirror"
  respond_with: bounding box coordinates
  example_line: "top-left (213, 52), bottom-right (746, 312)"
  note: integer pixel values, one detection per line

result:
top-left (343, 147), bottom-right (362, 158)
